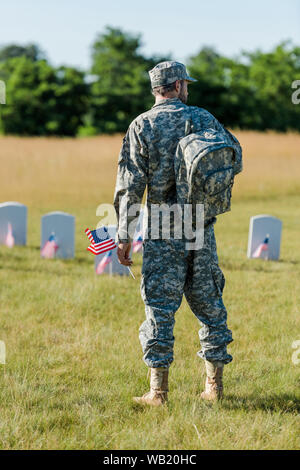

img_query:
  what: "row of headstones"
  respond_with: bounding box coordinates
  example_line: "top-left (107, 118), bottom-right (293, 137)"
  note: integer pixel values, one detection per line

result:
top-left (0, 202), bottom-right (136, 276)
top-left (0, 202), bottom-right (75, 258)
top-left (0, 201), bottom-right (283, 273)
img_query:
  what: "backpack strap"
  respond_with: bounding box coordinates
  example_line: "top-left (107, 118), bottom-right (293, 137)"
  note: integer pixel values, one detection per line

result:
top-left (185, 106), bottom-right (201, 136)
top-left (184, 118), bottom-right (192, 136)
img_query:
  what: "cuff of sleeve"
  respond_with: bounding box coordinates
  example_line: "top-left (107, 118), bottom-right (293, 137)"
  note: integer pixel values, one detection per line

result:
top-left (116, 235), bottom-right (133, 244)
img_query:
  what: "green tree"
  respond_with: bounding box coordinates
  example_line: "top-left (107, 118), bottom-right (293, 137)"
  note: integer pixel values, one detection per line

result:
top-left (0, 43), bottom-right (45, 62)
top-left (90, 26), bottom-right (168, 133)
top-left (188, 42), bottom-right (300, 131)
top-left (187, 47), bottom-right (260, 129)
top-left (0, 56), bottom-right (89, 136)
top-left (187, 47), bottom-right (230, 122)
top-left (1, 37), bottom-right (299, 135)
top-left (246, 42), bottom-right (300, 131)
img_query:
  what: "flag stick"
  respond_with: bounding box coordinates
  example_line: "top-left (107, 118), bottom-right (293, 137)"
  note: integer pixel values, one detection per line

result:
top-left (127, 267), bottom-right (135, 279)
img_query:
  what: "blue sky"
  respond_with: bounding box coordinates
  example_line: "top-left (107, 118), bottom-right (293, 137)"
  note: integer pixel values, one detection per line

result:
top-left (0, 0), bottom-right (299, 69)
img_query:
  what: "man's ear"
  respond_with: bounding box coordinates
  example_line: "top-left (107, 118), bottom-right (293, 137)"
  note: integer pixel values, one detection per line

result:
top-left (175, 80), bottom-right (181, 93)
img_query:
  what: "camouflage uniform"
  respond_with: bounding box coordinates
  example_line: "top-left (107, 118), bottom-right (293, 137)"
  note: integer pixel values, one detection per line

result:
top-left (114, 62), bottom-right (241, 369)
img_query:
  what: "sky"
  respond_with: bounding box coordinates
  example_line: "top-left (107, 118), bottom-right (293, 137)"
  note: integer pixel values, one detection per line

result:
top-left (0, 0), bottom-right (299, 69)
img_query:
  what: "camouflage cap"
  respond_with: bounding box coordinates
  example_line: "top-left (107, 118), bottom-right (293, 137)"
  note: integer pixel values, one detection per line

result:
top-left (149, 61), bottom-right (197, 89)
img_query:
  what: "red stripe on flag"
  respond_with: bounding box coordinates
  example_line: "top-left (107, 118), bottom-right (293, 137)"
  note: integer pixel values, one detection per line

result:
top-left (93, 242), bottom-right (116, 253)
top-left (85, 228), bottom-right (94, 242)
top-left (87, 241), bottom-right (116, 255)
top-left (87, 243), bottom-right (116, 254)
top-left (92, 238), bottom-right (116, 248)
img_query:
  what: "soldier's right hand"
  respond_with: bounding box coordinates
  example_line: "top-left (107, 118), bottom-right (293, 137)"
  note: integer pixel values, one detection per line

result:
top-left (117, 243), bottom-right (133, 266)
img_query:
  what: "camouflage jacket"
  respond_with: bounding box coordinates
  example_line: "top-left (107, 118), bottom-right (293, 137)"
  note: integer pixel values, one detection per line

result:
top-left (113, 97), bottom-right (242, 243)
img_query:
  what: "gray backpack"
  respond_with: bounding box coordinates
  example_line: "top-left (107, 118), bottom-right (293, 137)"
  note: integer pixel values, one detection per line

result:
top-left (175, 113), bottom-right (242, 220)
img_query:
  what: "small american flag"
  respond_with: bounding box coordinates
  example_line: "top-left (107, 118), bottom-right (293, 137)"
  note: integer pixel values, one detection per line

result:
top-left (41, 233), bottom-right (58, 258)
top-left (132, 230), bottom-right (143, 253)
top-left (5, 222), bottom-right (14, 248)
top-left (253, 234), bottom-right (269, 259)
top-left (85, 226), bottom-right (117, 255)
top-left (96, 250), bottom-right (113, 275)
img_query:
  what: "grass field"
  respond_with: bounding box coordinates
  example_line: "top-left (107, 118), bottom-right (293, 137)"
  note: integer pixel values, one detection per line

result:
top-left (0, 132), bottom-right (299, 450)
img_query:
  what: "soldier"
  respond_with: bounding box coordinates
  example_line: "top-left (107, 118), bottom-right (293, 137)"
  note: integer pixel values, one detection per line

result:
top-left (114, 61), bottom-right (242, 406)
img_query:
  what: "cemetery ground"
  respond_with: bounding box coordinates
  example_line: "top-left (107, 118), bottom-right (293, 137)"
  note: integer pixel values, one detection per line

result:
top-left (0, 132), bottom-right (299, 450)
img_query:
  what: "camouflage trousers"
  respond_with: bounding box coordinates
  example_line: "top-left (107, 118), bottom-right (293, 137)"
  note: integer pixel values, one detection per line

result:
top-left (139, 224), bottom-right (233, 368)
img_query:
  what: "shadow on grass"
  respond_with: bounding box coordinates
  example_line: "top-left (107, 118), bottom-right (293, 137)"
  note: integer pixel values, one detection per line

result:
top-left (0, 245), bottom-right (92, 272)
top-left (277, 258), bottom-right (300, 266)
top-left (30, 246), bottom-right (92, 266)
top-left (221, 259), bottom-right (300, 273)
top-left (222, 393), bottom-right (300, 413)
top-left (0, 260), bottom-right (92, 277)
top-left (221, 261), bottom-right (275, 273)
top-left (75, 256), bottom-right (93, 266)
top-left (130, 394), bottom-right (172, 414)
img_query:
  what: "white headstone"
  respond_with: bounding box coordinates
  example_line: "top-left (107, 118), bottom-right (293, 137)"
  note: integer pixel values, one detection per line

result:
top-left (41, 211), bottom-right (75, 259)
top-left (95, 225), bottom-right (129, 276)
top-left (0, 201), bottom-right (27, 245)
top-left (247, 215), bottom-right (282, 260)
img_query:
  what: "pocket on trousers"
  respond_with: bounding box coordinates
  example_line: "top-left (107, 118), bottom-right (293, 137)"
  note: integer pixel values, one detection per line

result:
top-left (141, 250), bottom-right (156, 303)
top-left (210, 263), bottom-right (225, 296)
top-left (140, 267), bottom-right (155, 303)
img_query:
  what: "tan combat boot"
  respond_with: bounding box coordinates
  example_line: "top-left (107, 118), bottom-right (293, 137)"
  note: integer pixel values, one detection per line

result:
top-left (133, 367), bottom-right (169, 406)
top-left (200, 361), bottom-right (224, 401)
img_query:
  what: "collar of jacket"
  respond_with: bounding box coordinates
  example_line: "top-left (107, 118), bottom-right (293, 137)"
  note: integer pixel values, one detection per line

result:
top-left (151, 97), bottom-right (182, 108)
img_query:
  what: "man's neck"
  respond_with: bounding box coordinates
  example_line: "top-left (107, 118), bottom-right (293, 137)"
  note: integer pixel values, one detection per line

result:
top-left (155, 93), bottom-right (179, 105)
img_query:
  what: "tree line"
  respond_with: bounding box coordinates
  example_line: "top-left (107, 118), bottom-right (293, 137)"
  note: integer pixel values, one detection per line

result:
top-left (0, 26), bottom-right (299, 136)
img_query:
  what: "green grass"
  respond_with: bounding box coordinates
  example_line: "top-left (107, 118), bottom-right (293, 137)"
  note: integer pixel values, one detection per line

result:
top-left (0, 195), bottom-right (299, 449)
